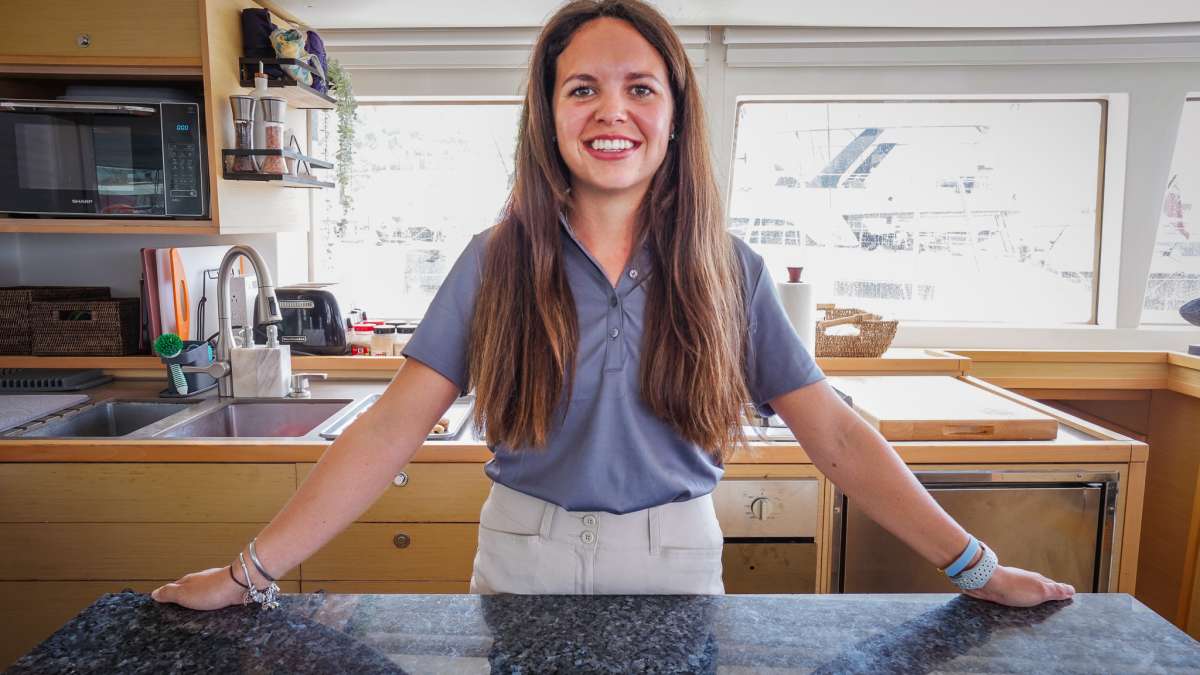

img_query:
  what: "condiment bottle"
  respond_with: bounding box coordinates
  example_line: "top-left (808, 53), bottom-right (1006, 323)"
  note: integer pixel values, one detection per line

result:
top-left (349, 324), bottom-right (374, 355)
top-left (259, 96), bottom-right (288, 174)
top-left (392, 323), bottom-right (416, 355)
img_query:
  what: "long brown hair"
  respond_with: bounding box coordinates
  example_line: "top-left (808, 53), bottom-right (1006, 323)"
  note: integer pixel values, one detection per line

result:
top-left (468, 0), bottom-right (750, 460)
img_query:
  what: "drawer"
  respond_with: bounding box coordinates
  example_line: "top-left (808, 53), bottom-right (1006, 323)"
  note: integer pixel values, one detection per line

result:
top-left (0, 464), bottom-right (296, 523)
top-left (0, 0), bottom-right (201, 64)
top-left (303, 523), bottom-right (478, 581)
top-left (0, 579), bottom-right (299, 670)
top-left (300, 580), bottom-right (470, 594)
top-left (722, 542), bottom-right (817, 594)
top-left (0, 523), bottom-right (296, 581)
top-left (299, 463), bottom-right (490, 522)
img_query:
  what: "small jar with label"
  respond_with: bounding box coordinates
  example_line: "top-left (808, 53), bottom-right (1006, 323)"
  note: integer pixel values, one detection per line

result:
top-left (349, 324), bottom-right (374, 355)
top-left (393, 323), bottom-right (417, 355)
top-left (371, 325), bottom-right (397, 356)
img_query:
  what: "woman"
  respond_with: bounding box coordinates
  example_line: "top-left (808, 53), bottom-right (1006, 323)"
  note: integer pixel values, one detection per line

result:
top-left (153, 0), bottom-right (1073, 609)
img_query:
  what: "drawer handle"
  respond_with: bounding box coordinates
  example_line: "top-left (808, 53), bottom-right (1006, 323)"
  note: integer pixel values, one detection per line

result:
top-left (393, 533), bottom-right (411, 549)
top-left (393, 472), bottom-right (409, 487)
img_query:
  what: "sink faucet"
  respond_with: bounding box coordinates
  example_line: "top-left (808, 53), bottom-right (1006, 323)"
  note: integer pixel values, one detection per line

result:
top-left (182, 244), bottom-right (283, 397)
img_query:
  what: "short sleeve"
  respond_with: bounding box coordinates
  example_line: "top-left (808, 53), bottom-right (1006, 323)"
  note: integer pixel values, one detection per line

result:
top-left (401, 229), bottom-right (491, 395)
top-left (739, 242), bottom-right (826, 417)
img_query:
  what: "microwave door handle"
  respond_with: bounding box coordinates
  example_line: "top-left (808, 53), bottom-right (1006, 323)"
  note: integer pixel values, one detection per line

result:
top-left (0, 101), bottom-right (156, 116)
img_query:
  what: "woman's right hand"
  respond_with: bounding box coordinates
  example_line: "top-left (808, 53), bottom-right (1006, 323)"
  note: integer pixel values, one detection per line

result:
top-left (151, 566), bottom-right (246, 611)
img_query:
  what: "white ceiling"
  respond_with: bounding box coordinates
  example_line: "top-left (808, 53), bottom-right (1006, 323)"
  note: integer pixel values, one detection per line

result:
top-left (268, 0), bottom-right (1200, 29)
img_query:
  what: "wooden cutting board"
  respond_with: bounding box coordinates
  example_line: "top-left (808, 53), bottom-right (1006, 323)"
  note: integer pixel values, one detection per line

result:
top-left (826, 376), bottom-right (1058, 441)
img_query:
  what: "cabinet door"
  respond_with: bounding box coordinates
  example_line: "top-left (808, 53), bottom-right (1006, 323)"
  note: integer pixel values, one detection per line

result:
top-left (0, 523), bottom-right (297, 580)
top-left (0, 464), bottom-right (296, 523)
top-left (0, 0), bottom-right (201, 65)
top-left (300, 581), bottom-right (471, 594)
top-left (298, 463), bottom-right (491, 522)
top-left (303, 524), bottom-right (478, 581)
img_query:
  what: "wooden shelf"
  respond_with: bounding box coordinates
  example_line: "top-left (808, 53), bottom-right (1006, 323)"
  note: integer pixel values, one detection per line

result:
top-left (0, 218), bottom-right (218, 235)
top-left (237, 58), bottom-right (335, 110)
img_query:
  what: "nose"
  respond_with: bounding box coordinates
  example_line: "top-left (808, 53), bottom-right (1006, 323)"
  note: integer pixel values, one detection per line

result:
top-left (593, 89), bottom-right (627, 125)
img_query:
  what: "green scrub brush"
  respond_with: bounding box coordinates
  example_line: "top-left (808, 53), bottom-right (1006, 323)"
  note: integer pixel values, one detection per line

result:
top-left (154, 333), bottom-right (189, 396)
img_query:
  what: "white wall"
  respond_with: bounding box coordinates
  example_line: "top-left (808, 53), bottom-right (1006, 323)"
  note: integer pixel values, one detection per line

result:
top-left (11, 232), bottom-right (308, 300)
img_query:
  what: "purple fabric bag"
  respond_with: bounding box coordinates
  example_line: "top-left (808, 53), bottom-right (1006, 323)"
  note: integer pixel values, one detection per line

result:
top-left (240, 8), bottom-right (283, 79)
top-left (306, 30), bottom-right (329, 93)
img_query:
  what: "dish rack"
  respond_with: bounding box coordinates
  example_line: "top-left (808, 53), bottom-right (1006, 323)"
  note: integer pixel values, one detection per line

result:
top-left (814, 303), bottom-right (898, 358)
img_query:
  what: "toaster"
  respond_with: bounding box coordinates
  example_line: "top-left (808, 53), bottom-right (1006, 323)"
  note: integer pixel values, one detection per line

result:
top-left (254, 286), bottom-right (349, 355)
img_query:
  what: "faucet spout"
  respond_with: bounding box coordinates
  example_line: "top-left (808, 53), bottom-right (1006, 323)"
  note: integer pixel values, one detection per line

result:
top-left (215, 244), bottom-right (282, 397)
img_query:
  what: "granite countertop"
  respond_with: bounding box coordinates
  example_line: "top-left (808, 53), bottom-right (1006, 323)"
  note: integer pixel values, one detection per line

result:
top-left (10, 592), bottom-right (1200, 674)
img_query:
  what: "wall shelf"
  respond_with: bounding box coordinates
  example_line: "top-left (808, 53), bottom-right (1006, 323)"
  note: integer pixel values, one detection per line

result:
top-left (237, 57), bottom-right (334, 110)
top-left (221, 148), bottom-right (334, 189)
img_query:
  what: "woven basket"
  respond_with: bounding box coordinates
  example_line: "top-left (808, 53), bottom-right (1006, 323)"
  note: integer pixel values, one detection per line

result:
top-left (813, 303), bottom-right (898, 358)
top-left (0, 286), bottom-right (110, 355)
top-left (30, 298), bottom-right (140, 356)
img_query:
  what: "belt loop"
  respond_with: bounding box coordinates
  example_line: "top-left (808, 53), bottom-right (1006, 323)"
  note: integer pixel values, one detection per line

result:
top-left (648, 506), bottom-right (660, 556)
top-left (538, 502), bottom-right (555, 539)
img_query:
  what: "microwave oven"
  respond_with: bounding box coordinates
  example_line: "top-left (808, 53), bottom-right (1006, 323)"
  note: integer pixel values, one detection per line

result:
top-left (0, 98), bottom-right (207, 218)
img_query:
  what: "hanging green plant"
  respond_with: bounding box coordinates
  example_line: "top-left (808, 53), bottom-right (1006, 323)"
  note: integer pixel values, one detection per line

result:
top-left (327, 59), bottom-right (358, 227)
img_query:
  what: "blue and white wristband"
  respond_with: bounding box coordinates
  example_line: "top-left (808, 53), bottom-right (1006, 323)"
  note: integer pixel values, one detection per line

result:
top-left (950, 544), bottom-right (998, 590)
top-left (942, 536), bottom-right (981, 578)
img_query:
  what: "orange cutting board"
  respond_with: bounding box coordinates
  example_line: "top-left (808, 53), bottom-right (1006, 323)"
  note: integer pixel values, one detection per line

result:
top-left (826, 376), bottom-right (1058, 441)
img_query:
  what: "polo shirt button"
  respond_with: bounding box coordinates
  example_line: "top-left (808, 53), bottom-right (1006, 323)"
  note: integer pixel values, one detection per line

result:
top-left (628, 269), bottom-right (638, 279)
top-left (581, 531), bottom-right (596, 544)
top-left (609, 328), bottom-right (619, 339)
top-left (609, 295), bottom-right (618, 307)
top-left (583, 514), bottom-right (597, 527)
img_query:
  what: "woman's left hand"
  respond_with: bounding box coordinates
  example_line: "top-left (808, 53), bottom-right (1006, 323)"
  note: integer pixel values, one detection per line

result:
top-left (963, 565), bottom-right (1074, 607)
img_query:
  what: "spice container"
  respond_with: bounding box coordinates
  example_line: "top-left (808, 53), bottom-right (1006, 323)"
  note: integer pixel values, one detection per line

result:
top-left (349, 324), bottom-right (374, 355)
top-left (392, 323), bottom-right (416, 355)
top-left (371, 325), bottom-right (397, 356)
top-left (258, 96), bottom-right (288, 174)
top-left (228, 95), bottom-right (257, 173)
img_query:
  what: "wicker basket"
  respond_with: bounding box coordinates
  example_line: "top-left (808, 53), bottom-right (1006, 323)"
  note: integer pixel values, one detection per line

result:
top-left (29, 298), bottom-right (141, 356)
top-left (0, 286), bottom-right (110, 355)
top-left (813, 303), bottom-right (898, 358)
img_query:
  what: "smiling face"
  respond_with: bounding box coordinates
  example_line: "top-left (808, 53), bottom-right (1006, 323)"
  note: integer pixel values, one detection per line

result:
top-left (552, 17), bottom-right (675, 200)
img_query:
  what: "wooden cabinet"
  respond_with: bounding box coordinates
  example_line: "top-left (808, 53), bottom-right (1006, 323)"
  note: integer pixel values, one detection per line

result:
top-left (0, 0), bottom-right (202, 66)
top-left (298, 463), bottom-right (491, 522)
top-left (304, 524), bottom-right (479, 581)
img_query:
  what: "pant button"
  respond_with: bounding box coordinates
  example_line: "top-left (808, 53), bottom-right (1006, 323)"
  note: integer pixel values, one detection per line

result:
top-left (581, 531), bottom-right (596, 544)
top-left (583, 514), bottom-right (597, 527)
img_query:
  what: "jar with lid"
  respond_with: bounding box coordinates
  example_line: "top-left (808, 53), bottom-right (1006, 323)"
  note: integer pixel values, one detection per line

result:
top-left (349, 324), bottom-right (374, 355)
top-left (258, 96), bottom-right (288, 174)
top-left (371, 325), bottom-right (397, 356)
top-left (392, 323), bottom-right (417, 355)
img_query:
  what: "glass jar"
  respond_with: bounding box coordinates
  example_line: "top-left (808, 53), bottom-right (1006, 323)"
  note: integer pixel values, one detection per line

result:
top-left (371, 325), bottom-right (397, 356)
top-left (393, 323), bottom-right (416, 355)
top-left (349, 325), bottom-right (374, 355)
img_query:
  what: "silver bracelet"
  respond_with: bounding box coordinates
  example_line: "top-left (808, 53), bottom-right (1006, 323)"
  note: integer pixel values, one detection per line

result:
top-left (239, 551), bottom-right (281, 610)
top-left (949, 543), bottom-right (998, 591)
top-left (248, 538), bottom-right (277, 582)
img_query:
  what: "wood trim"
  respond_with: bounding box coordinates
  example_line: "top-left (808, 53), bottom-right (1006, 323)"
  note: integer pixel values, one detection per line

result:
top-left (1122, 459), bottom-right (1147, 594)
top-left (1169, 364), bottom-right (1200, 399)
top-left (0, 56), bottom-right (202, 67)
top-left (1009, 388), bottom-right (1151, 401)
top-left (966, 361), bottom-right (1169, 390)
top-left (0, 218), bottom-right (217, 235)
top-left (948, 350), bottom-right (1168, 364)
top-left (0, 64), bottom-right (203, 76)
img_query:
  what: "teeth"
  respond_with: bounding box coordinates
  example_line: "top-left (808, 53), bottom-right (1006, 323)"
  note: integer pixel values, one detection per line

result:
top-left (590, 138), bottom-right (634, 152)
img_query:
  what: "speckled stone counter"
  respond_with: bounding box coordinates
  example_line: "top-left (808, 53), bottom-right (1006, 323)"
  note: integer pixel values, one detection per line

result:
top-left (9, 592), bottom-right (1200, 674)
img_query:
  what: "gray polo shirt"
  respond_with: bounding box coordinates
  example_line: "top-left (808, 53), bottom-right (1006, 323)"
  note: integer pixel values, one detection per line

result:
top-left (403, 219), bottom-right (825, 514)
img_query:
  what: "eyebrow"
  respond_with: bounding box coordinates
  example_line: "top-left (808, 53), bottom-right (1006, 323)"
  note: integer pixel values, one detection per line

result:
top-left (562, 72), bottom-right (664, 86)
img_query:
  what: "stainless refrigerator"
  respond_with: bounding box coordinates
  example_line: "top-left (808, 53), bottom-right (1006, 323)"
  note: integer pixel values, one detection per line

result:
top-left (830, 469), bottom-right (1119, 593)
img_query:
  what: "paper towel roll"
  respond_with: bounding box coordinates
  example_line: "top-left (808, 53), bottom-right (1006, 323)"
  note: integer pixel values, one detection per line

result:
top-left (777, 280), bottom-right (816, 354)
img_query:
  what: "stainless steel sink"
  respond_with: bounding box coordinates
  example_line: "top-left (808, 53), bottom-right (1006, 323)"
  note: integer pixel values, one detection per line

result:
top-left (13, 401), bottom-right (198, 438)
top-left (154, 399), bottom-right (353, 438)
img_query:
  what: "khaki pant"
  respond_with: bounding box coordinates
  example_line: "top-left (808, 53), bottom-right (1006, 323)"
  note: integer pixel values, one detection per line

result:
top-left (469, 482), bottom-right (725, 595)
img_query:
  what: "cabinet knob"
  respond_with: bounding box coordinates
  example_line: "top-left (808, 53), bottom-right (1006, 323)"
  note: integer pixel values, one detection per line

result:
top-left (750, 496), bottom-right (772, 520)
top-left (393, 472), bottom-right (409, 487)
top-left (76, 34), bottom-right (91, 48)
top-left (393, 533), bottom-right (411, 549)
